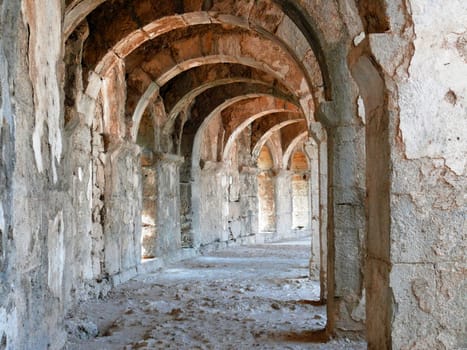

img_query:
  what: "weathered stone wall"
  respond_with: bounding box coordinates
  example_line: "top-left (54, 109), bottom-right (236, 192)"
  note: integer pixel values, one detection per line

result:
top-left (370, 1), bottom-right (467, 348)
top-left (103, 143), bottom-right (142, 280)
top-left (194, 163), bottom-right (229, 246)
top-left (0, 1), bottom-right (73, 348)
top-left (274, 170), bottom-right (294, 240)
top-left (0, 1), bottom-right (21, 346)
top-left (141, 165), bottom-right (157, 258)
top-left (292, 174), bottom-right (310, 229)
top-left (257, 172), bottom-right (276, 233)
top-left (0, 3), bottom-right (146, 348)
top-left (153, 154), bottom-right (183, 256)
top-left (0, 1), bottom-right (464, 349)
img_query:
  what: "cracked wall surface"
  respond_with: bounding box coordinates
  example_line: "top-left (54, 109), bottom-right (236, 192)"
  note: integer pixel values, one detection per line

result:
top-left (366, 0), bottom-right (467, 348)
top-left (0, 1), bottom-right (465, 349)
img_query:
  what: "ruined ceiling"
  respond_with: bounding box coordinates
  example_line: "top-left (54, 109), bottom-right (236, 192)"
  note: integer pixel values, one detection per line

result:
top-left (65, 0), bottom-right (329, 166)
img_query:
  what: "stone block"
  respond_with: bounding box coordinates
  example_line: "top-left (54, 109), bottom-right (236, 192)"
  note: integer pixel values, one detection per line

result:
top-left (389, 263), bottom-right (467, 350)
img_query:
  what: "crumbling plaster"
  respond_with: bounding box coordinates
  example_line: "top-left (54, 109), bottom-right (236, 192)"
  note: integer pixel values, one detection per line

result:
top-left (364, 0), bottom-right (467, 348)
top-left (0, 0), bottom-right (465, 349)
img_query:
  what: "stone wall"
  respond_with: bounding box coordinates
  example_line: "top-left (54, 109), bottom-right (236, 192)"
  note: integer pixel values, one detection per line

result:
top-left (292, 174), bottom-right (310, 229)
top-left (377, 1), bottom-right (466, 348)
top-left (0, 1), bottom-right (465, 349)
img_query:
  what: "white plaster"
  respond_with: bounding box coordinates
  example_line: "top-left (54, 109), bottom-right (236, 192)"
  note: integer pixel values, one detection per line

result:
top-left (299, 94), bottom-right (315, 122)
top-left (0, 203), bottom-right (4, 235)
top-left (87, 161), bottom-right (92, 209)
top-left (353, 32), bottom-right (366, 46)
top-left (32, 127), bottom-right (44, 173)
top-left (400, 0), bottom-right (467, 174)
top-left (47, 211), bottom-right (65, 298)
top-left (77, 93), bottom-right (97, 127)
top-left (0, 306), bottom-right (18, 350)
top-left (131, 82), bottom-right (160, 142)
top-left (78, 167), bottom-right (83, 182)
top-left (357, 96), bottom-right (366, 125)
top-left (0, 44), bottom-right (13, 129)
top-left (24, 0), bottom-right (63, 182)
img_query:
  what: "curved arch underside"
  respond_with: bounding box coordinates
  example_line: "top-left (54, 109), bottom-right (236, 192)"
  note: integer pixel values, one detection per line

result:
top-left (63, 0), bottom-right (336, 153)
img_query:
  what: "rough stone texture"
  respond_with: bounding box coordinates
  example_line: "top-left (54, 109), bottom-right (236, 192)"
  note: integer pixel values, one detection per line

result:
top-left (273, 170), bottom-right (294, 241)
top-left (292, 174), bottom-right (310, 229)
top-left (152, 154), bottom-right (183, 256)
top-left (397, 1), bottom-right (467, 175)
top-left (0, 1), bottom-right (465, 349)
top-left (194, 164), bottom-right (230, 246)
top-left (362, 0), bottom-right (467, 348)
top-left (258, 171), bottom-right (276, 232)
top-left (141, 166), bottom-right (157, 258)
top-left (103, 143), bottom-right (142, 276)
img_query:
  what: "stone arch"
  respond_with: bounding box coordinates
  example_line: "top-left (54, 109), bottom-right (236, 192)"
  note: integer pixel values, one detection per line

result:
top-left (127, 54), bottom-right (301, 144)
top-left (222, 108), bottom-right (302, 163)
top-left (282, 132), bottom-right (308, 169)
top-left (63, 2), bottom-right (366, 340)
top-left (191, 94), bottom-right (298, 170)
top-left (251, 118), bottom-right (307, 162)
top-left (65, 1), bottom-right (329, 99)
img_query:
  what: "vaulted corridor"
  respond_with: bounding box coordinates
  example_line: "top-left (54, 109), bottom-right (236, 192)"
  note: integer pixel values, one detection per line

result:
top-left (65, 237), bottom-right (365, 349)
top-left (1, 1), bottom-right (465, 349)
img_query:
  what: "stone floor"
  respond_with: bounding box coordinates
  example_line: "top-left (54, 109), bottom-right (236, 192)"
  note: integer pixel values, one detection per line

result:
top-left (65, 238), bottom-right (367, 349)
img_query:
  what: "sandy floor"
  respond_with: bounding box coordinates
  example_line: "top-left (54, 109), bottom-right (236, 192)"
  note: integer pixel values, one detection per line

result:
top-left (65, 238), bottom-right (366, 349)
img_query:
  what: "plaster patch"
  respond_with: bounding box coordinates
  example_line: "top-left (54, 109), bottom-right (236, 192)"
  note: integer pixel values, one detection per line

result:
top-left (78, 167), bottom-right (83, 182)
top-left (32, 127), bottom-right (44, 173)
top-left (0, 306), bottom-right (18, 348)
top-left (0, 203), bottom-right (4, 236)
top-left (354, 32), bottom-right (366, 46)
top-left (87, 161), bottom-right (92, 209)
top-left (0, 43), bottom-right (14, 129)
top-left (24, 0), bottom-right (63, 182)
top-left (47, 211), bottom-right (65, 298)
top-left (456, 31), bottom-right (467, 63)
top-left (357, 96), bottom-right (366, 124)
top-left (351, 290), bottom-right (366, 322)
top-left (272, 60), bottom-right (289, 78)
top-left (399, 0), bottom-right (467, 174)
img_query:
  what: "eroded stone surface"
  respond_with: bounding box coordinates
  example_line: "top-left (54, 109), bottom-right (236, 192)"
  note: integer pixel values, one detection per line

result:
top-left (0, 1), bottom-right (465, 349)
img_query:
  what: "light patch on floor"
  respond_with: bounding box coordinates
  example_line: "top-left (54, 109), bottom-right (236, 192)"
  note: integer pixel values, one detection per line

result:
top-left (65, 238), bottom-right (366, 349)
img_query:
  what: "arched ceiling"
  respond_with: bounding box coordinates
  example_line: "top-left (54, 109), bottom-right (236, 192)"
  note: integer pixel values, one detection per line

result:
top-left (65, 0), bottom-right (332, 171)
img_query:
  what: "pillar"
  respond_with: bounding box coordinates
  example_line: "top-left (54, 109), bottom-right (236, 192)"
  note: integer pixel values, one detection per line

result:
top-left (274, 169), bottom-right (294, 240)
top-left (239, 166), bottom-right (260, 240)
top-left (152, 153), bottom-right (183, 256)
top-left (305, 141), bottom-right (321, 280)
top-left (104, 142), bottom-right (142, 275)
top-left (326, 123), bottom-right (366, 334)
top-left (191, 162), bottom-right (229, 247)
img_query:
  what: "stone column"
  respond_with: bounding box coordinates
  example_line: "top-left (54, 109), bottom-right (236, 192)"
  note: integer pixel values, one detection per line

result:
top-left (153, 153), bottom-right (183, 256)
top-left (326, 123), bottom-right (366, 334)
top-left (141, 152), bottom-right (185, 258)
top-left (257, 169), bottom-right (276, 239)
top-left (104, 142), bottom-right (142, 276)
top-left (141, 158), bottom-right (157, 258)
top-left (191, 162), bottom-right (229, 247)
top-left (318, 141), bottom-right (329, 300)
top-left (239, 166), bottom-right (260, 241)
top-left (274, 169), bottom-right (294, 240)
top-left (305, 141), bottom-right (321, 280)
